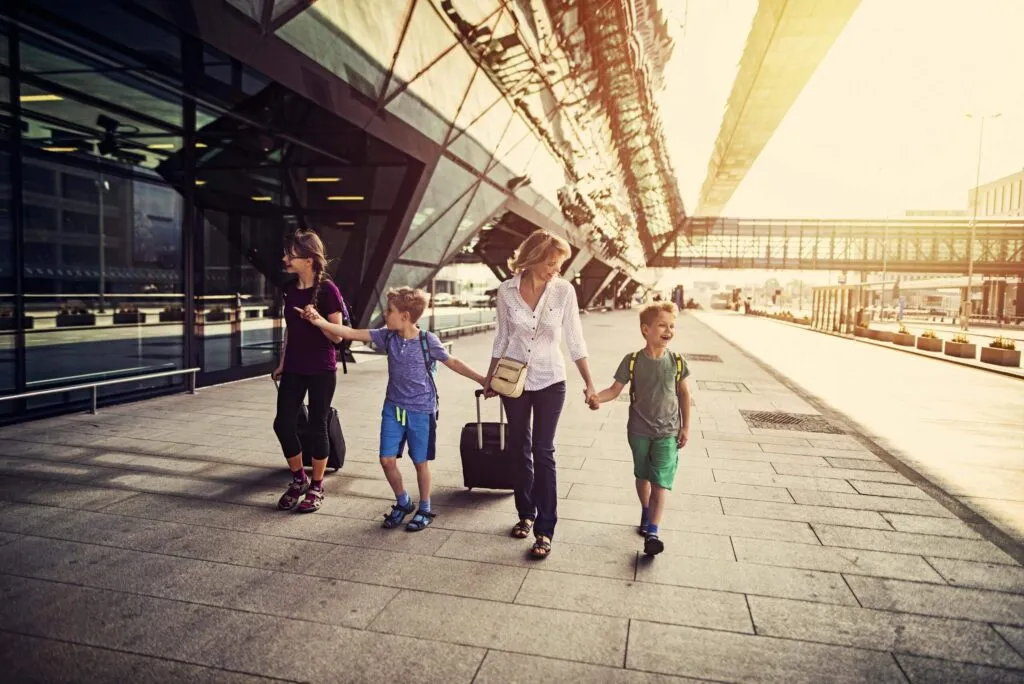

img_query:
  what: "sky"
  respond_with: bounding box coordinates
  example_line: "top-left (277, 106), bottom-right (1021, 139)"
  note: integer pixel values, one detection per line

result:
top-left (659, 0), bottom-right (1024, 218)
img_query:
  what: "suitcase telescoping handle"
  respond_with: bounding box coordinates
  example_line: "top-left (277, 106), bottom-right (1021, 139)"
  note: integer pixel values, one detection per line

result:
top-left (474, 389), bottom-right (505, 451)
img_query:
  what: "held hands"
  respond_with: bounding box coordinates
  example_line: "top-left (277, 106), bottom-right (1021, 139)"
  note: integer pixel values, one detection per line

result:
top-left (482, 376), bottom-right (497, 399)
top-left (584, 387), bottom-right (600, 411)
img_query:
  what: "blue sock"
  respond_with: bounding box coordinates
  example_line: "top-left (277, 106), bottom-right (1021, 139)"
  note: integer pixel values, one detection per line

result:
top-left (641, 507), bottom-right (650, 526)
top-left (397, 491), bottom-right (410, 509)
top-left (419, 498), bottom-right (431, 514)
top-left (647, 523), bottom-right (659, 537)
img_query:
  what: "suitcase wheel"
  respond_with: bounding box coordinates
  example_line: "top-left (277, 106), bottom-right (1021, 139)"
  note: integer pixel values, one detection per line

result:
top-left (332, 467), bottom-right (340, 473)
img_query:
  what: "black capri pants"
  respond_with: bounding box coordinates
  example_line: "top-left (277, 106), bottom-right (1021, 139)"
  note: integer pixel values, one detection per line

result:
top-left (273, 371), bottom-right (337, 461)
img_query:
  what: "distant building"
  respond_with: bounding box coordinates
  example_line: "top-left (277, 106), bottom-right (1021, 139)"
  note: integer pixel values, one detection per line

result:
top-left (904, 209), bottom-right (968, 217)
top-left (968, 168), bottom-right (1024, 217)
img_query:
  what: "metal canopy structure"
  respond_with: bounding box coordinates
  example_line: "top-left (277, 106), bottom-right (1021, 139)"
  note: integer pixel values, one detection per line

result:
top-left (652, 217), bottom-right (1024, 275)
top-left (694, 0), bottom-right (862, 219)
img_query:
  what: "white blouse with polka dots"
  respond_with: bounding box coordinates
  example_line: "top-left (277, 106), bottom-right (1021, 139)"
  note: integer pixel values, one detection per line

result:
top-left (491, 273), bottom-right (589, 392)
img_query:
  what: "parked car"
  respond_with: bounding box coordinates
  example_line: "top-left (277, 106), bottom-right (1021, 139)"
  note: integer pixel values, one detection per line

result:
top-left (431, 293), bottom-right (454, 306)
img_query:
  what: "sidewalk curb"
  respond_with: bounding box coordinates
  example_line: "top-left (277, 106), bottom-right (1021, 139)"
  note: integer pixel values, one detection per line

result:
top-left (689, 312), bottom-right (1024, 567)
top-left (764, 316), bottom-right (1023, 380)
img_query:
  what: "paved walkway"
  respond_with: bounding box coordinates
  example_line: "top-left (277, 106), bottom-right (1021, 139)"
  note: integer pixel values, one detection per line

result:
top-left (0, 310), bottom-right (1022, 683)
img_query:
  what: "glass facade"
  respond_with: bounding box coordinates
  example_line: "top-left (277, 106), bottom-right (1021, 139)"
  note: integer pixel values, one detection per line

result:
top-left (0, 0), bottom-right (638, 422)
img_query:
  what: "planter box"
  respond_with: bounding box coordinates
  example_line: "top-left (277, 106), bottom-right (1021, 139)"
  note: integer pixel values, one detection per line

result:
top-left (56, 313), bottom-right (96, 328)
top-left (874, 331), bottom-right (895, 342)
top-left (264, 307), bottom-right (279, 318)
top-left (205, 311), bottom-right (229, 323)
top-left (854, 326), bottom-right (869, 337)
top-left (113, 312), bottom-right (147, 325)
top-left (980, 346), bottom-right (1021, 367)
top-left (893, 333), bottom-right (916, 346)
top-left (0, 316), bottom-right (34, 330)
top-left (944, 341), bottom-right (976, 359)
top-left (159, 310), bottom-right (185, 322)
top-left (916, 337), bottom-right (942, 352)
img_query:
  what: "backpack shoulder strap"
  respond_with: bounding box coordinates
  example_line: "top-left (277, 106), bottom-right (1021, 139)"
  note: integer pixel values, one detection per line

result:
top-left (672, 352), bottom-right (683, 384)
top-left (419, 331), bottom-right (440, 417)
top-left (628, 351), bottom-right (640, 404)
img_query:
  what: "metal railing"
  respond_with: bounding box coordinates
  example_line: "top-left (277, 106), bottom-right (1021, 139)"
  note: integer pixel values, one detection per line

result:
top-left (0, 368), bottom-right (200, 415)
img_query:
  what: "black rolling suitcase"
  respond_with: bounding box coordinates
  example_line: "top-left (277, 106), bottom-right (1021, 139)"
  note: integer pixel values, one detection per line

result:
top-left (274, 379), bottom-right (345, 472)
top-left (459, 389), bottom-right (517, 490)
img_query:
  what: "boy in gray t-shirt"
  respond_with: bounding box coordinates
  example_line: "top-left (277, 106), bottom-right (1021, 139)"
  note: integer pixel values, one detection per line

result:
top-left (589, 302), bottom-right (691, 556)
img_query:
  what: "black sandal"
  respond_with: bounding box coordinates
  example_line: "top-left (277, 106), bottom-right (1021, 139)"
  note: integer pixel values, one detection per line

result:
top-left (530, 535), bottom-right (552, 559)
top-left (511, 519), bottom-right (534, 539)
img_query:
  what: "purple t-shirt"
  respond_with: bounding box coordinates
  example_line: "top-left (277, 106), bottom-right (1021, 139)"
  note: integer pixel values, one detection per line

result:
top-left (369, 327), bottom-right (450, 414)
top-left (282, 280), bottom-right (344, 374)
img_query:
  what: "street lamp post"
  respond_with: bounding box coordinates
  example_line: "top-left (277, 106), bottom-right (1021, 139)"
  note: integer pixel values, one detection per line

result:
top-left (962, 112), bottom-right (1001, 332)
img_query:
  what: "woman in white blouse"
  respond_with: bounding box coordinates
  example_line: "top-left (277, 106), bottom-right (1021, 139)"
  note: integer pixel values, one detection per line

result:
top-left (484, 230), bottom-right (596, 559)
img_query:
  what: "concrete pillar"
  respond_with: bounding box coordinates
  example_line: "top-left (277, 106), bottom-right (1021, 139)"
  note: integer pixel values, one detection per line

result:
top-left (1016, 282), bottom-right (1024, 318)
top-left (995, 280), bottom-right (1007, 322)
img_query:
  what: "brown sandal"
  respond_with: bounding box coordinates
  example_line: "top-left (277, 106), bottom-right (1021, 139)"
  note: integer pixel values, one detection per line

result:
top-left (530, 535), bottom-right (551, 559)
top-left (511, 519), bottom-right (534, 539)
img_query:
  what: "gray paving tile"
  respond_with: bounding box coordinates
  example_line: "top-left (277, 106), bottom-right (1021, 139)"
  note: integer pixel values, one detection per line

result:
top-left (926, 557), bottom-right (1024, 593)
top-left (995, 625), bottom-right (1024, 658)
top-left (713, 469), bottom-right (858, 493)
top-left (749, 595), bottom-right (1024, 667)
top-left (826, 456), bottom-right (897, 471)
top-left (0, 536), bottom-right (397, 629)
top-left (851, 480), bottom-right (933, 499)
top-left (847, 575), bottom-right (1024, 625)
top-left (635, 554), bottom-right (857, 605)
top-left (370, 589), bottom-right (628, 668)
top-left (706, 447), bottom-right (830, 467)
top-left (0, 530), bottom-right (19, 547)
top-left (474, 651), bottom-right (703, 684)
top-left (722, 498), bottom-right (891, 529)
top-left (702, 441), bottom-right (767, 453)
top-left (0, 574), bottom-right (484, 683)
top-left (309, 544), bottom-right (527, 601)
top-left (733, 537), bottom-right (945, 582)
top-left (679, 455), bottom-right (777, 473)
top-left (626, 620), bottom-right (905, 683)
top-left (881, 512), bottom-right (984, 539)
top-left (812, 524), bottom-right (1017, 564)
top-left (565, 483), bottom-right (723, 515)
top-left (790, 489), bottom-right (955, 517)
top-left (551, 519), bottom-right (735, 560)
top-left (773, 462), bottom-right (908, 484)
top-left (762, 443), bottom-right (880, 460)
top-left (0, 632), bottom-right (282, 684)
top-left (516, 569), bottom-right (753, 632)
top-left (895, 654), bottom-right (1024, 684)
top-left (434, 529), bottom-right (637, 579)
top-left (700, 431), bottom-right (811, 447)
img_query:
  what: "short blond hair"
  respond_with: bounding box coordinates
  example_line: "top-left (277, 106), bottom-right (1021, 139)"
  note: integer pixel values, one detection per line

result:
top-left (639, 301), bottom-right (677, 328)
top-left (507, 230), bottom-right (572, 274)
top-left (386, 287), bottom-right (429, 323)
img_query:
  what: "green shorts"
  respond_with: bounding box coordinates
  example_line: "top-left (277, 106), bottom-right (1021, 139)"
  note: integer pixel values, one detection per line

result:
top-left (627, 433), bottom-right (679, 490)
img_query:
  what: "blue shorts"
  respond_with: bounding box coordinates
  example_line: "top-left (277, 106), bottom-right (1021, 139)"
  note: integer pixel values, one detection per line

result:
top-left (380, 401), bottom-right (436, 464)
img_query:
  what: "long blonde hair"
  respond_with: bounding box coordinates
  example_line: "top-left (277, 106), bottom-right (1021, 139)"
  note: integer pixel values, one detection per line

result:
top-left (507, 230), bottom-right (571, 274)
top-left (285, 230), bottom-right (329, 310)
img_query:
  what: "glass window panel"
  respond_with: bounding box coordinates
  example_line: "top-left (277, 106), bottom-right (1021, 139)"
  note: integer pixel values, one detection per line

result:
top-left (225, 0), bottom-right (266, 23)
top-left (385, 89), bottom-right (450, 143)
top-left (443, 182), bottom-right (506, 260)
top-left (382, 263), bottom-right (435, 294)
top-left (388, 44), bottom-right (477, 137)
top-left (449, 80), bottom-right (515, 172)
top-left (22, 156), bottom-right (185, 389)
top-left (401, 187), bottom-right (477, 264)
top-left (530, 146), bottom-right (566, 205)
top-left (277, 0), bottom-right (415, 101)
top-left (386, 0), bottom-right (459, 98)
top-left (0, 148), bottom-right (13, 397)
top-left (402, 156), bottom-right (477, 250)
top-left (492, 115), bottom-right (539, 177)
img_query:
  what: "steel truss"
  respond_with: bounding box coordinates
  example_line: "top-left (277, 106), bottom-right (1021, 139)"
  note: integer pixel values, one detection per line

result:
top-left (651, 217), bottom-right (1024, 275)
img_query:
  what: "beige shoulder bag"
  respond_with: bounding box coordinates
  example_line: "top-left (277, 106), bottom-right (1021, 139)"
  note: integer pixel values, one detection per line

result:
top-left (489, 283), bottom-right (551, 399)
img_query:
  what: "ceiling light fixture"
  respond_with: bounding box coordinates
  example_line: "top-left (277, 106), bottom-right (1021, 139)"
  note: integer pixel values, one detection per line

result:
top-left (327, 195), bottom-right (364, 201)
top-left (21, 94), bottom-right (63, 103)
top-left (42, 146), bottom-right (77, 153)
top-left (195, 180), bottom-right (207, 186)
top-left (251, 196), bottom-right (272, 202)
top-left (335, 221), bottom-right (355, 226)
top-left (306, 177), bottom-right (341, 183)
top-left (147, 143), bottom-right (175, 150)
top-left (195, 142), bottom-right (208, 149)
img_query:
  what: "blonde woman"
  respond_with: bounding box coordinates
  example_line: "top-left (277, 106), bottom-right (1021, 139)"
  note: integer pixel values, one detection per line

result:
top-left (484, 230), bottom-right (595, 558)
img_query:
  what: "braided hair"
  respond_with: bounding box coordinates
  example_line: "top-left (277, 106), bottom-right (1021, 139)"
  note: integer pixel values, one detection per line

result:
top-left (285, 230), bottom-right (329, 311)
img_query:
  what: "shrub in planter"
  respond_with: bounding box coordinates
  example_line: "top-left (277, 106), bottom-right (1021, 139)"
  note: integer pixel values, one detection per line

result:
top-left (944, 333), bottom-right (976, 359)
top-left (55, 306), bottom-right (96, 328)
top-left (980, 336), bottom-right (1021, 367)
top-left (893, 324), bottom-right (915, 347)
top-left (205, 306), bottom-right (229, 322)
top-left (113, 306), bottom-right (147, 325)
top-left (916, 329), bottom-right (942, 352)
top-left (159, 306), bottom-right (185, 322)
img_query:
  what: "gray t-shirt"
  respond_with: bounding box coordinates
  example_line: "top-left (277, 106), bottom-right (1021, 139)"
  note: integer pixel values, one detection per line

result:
top-left (614, 350), bottom-right (690, 438)
top-left (369, 328), bottom-right (450, 414)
